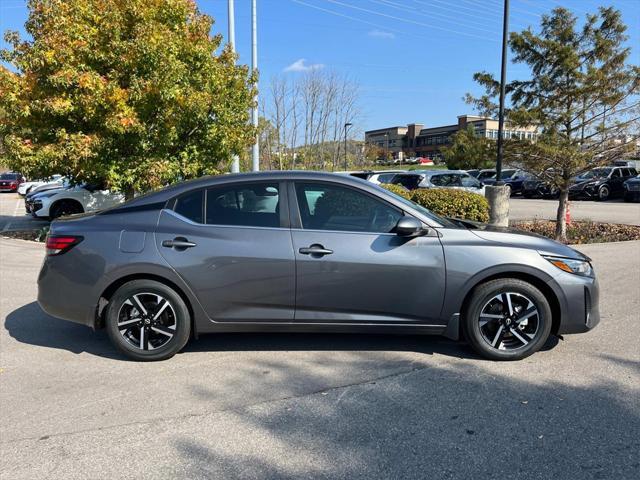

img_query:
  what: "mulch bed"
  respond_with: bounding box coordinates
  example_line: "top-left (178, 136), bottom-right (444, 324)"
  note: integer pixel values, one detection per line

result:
top-left (512, 220), bottom-right (640, 244)
top-left (1, 229), bottom-right (48, 242)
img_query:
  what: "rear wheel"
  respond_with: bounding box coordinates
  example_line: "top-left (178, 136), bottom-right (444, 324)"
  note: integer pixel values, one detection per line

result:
top-left (49, 200), bottom-right (83, 219)
top-left (463, 278), bottom-right (552, 361)
top-left (105, 280), bottom-right (191, 361)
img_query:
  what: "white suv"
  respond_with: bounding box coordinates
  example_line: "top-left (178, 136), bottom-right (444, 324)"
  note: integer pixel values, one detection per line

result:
top-left (26, 185), bottom-right (124, 219)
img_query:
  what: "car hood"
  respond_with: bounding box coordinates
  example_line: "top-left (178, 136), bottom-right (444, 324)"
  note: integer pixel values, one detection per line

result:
top-left (450, 218), bottom-right (588, 260)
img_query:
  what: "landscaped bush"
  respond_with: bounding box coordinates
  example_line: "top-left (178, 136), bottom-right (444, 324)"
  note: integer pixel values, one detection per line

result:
top-left (383, 185), bottom-right (489, 223)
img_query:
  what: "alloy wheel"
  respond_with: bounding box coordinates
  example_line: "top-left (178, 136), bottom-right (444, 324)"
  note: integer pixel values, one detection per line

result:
top-left (117, 292), bottom-right (177, 350)
top-left (599, 186), bottom-right (609, 200)
top-left (478, 292), bottom-right (540, 351)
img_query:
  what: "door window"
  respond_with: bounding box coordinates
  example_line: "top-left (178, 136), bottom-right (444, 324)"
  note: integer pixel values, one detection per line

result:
top-left (611, 169), bottom-right (621, 178)
top-left (206, 183), bottom-right (280, 228)
top-left (295, 183), bottom-right (402, 233)
top-left (174, 189), bottom-right (204, 223)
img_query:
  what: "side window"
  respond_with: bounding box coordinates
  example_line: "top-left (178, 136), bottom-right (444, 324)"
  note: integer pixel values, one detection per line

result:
top-left (206, 183), bottom-right (280, 228)
top-left (431, 174), bottom-right (451, 186)
top-left (461, 175), bottom-right (480, 187)
top-left (174, 189), bottom-right (204, 223)
top-left (620, 168), bottom-right (630, 177)
top-left (630, 168), bottom-right (638, 176)
top-left (611, 169), bottom-right (621, 178)
top-left (295, 183), bottom-right (402, 233)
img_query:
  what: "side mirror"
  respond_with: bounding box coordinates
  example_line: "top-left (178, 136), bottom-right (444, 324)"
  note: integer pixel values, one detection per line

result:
top-left (395, 217), bottom-right (424, 237)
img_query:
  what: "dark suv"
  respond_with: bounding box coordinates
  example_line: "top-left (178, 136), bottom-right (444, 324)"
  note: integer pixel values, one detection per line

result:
top-left (569, 166), bottom-right (637, 201)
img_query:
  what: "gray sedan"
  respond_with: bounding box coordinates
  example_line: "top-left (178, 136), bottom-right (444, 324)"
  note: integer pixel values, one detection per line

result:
top-left (38, 171), bottom-right (599, 361)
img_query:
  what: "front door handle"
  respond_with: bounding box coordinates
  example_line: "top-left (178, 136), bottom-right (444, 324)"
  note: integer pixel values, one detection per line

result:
top-left (299, 244), bottom-right (333, 256)
top-left (162, 237), bottom-right (197, 250)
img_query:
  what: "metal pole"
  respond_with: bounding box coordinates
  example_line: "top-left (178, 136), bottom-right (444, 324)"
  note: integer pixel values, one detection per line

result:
top-left (228, 0), bottom-right (240, 173)
top-left (251, 0), bottom-right (259, 172)
top-left (495, 0), bottom-right (509, 184)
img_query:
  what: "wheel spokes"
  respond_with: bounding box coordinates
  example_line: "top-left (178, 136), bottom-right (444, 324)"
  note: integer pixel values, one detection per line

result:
top-left (480, 291), bottom-right (540, 351)
top-left (117, 292), bottom-right (176, 351)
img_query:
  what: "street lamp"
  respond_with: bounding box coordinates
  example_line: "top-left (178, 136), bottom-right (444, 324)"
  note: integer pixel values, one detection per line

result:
top-left (344, 122), bottom-right (353, 171)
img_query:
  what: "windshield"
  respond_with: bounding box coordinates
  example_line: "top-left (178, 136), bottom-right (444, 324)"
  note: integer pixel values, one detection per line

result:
top-left (582, 168), bottom-right (611, 179)
top-left (0, 173), bottom-right (20, 180)
top-left (378, 186), bottom-right (457, 228)
top-left (478, 170), bottom-right (496, 180)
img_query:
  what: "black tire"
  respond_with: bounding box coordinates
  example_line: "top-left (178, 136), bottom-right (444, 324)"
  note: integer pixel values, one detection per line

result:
top-left (50, 200), bottom-right (83, 219)
top-left (105, 280), bottom-right (191, 361)
top-left (463, 278), bottom-right (552, 361)
top-left (596, 185), bottom-right (610, 201)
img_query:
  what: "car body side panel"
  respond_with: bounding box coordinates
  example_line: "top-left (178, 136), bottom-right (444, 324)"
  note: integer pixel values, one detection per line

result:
top-left (155, 209), bottom-right (296, 323)
top-left (291, 230), bottom-right (446, 324)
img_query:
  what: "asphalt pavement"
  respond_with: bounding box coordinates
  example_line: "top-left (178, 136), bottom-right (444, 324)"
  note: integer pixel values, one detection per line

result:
top-left (1, 233), bottom-right (639, 479)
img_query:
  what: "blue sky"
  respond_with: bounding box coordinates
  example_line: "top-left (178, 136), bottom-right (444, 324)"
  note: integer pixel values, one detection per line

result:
top-left (1, 0), bottom-right (639, 134)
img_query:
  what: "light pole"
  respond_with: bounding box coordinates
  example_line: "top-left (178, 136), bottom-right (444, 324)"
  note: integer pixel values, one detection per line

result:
top-left (495, 0), bottom-right (509, 183)
top-left (344, 122), bottom-right (352, 171)
top-left (251, 0), bottom-right (259, 172)
top-left (228, 0), bottom-right (240, 173)
top-left (485, 0), bottom-right (511, 227)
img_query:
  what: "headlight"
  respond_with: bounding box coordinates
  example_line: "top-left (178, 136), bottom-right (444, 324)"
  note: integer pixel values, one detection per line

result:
top-left (543, 255), bottom-right (593, 276)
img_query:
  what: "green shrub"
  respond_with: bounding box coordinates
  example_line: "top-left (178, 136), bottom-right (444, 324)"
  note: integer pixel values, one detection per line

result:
top-left (383, 185), bottom-right (489, 223)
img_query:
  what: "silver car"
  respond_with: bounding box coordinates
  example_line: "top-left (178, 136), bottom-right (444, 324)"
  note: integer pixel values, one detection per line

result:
top-left (38, 172), bottom-right (599, 361)
top-left (392, 170), bottom-right (486, 195)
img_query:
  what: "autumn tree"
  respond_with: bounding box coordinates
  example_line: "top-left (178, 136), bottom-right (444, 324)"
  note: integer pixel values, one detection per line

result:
top-left (441, 125), bottom-right (496, 170)
top-left (0, 0), bottom-right (256, 198)
top-left (467, 6), bottom-right (639, 241)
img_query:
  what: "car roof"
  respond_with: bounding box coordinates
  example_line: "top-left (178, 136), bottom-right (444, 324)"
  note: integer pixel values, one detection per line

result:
top-left (120, 171), bottom-right (381, 207)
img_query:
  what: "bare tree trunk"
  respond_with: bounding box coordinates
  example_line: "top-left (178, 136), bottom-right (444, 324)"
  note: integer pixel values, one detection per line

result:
top-left (555, 189), bottom-right (569, 243)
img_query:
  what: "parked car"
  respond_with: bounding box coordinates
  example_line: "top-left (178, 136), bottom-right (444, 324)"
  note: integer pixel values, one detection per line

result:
top-left (569, 166), bottom-right (637, 201)
top-left (26, 184), bottom-right (124, 219)
top-left (623, 174), bottom-right (640, 202)
top-left (38, 171), bottom-right (600, 362)
top-left (522, 177), bottom-right (558, 199)
top-left (367, 170), bottom-right (405, 185)
top-left (25, 176), bottom-right (69, 199)
top-left (391, 170), bottom-right (485, 195)
top-left (0, 172), bottom-right (25, 192)
top-left (17, 174), bottom-right (63, 196)
top-left (481, 169), bottom-right (529, 195)
top-left (477, 169), bottom-right (497, 182)
top-left (417, 157), bottom-right (435, 165)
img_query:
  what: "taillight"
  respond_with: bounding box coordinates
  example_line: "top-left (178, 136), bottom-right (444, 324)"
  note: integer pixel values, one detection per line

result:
top-left (45, 235), bottom-right (83, 255)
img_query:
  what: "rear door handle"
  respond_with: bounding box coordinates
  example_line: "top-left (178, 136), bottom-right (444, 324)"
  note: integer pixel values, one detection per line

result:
top-left (162, 237), bottom-right (197, 250)
top-left (299, 244), bottom-right (333, 256)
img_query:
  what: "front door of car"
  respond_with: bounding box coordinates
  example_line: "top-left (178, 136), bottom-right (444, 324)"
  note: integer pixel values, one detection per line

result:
top-left (156, 181), bottom-right (295, 322)
top-left (289, 181), bottom-right (446, 325)
top-left (609, 169), bottom-right (625, 195)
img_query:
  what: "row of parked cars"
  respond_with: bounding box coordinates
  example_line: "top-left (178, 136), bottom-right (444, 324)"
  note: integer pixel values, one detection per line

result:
top-left (346, 164), bottom-right (640, 202)
top-left (0, 172), bottom-right (124, 219)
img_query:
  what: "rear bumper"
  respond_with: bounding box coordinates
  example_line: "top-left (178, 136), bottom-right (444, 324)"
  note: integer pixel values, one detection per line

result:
top-left (37, 255), bottom-right (96, 327)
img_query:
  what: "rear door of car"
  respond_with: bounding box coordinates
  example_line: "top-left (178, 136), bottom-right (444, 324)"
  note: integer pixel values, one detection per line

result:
top-left (288, 180), bottom-right (446, 325)
top-left (156, 180), bottom-right (295, 322)
top-left (609, 168), bottom-right (625, 195)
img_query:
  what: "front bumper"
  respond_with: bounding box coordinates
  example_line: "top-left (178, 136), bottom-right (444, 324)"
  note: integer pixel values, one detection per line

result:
top-left (549, 271), bottom-right (600, 335)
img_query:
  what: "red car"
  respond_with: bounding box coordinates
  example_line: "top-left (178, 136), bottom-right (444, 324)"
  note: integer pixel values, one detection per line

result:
top-left (0, 172), bottom-right (25, 192)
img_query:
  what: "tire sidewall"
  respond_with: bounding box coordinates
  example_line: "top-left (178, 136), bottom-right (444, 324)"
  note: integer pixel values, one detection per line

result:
top-left (464, 279), bottom-right (552, 361)
top-left (105, 280), bottom-right (191, 361)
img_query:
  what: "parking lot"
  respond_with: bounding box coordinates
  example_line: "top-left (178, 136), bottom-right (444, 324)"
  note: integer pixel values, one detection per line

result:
top-left (1, 192), bottom-right (639, 479)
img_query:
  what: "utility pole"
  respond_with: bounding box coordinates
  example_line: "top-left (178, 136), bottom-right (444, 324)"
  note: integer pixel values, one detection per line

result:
top-left (485, 0), bottom-right (511, 227)
top-left (228, 0), bottom-right (240, 173)
top-left (251, 0), bottom-right (259, 172)
top-left (344, 122), bottom-right (352, 171)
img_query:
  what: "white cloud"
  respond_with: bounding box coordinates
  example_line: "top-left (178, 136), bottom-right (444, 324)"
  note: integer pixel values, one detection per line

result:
top-left (368, 29), bottom-right (395, 40)
top-left (283, 58), bottom-right (325, 72)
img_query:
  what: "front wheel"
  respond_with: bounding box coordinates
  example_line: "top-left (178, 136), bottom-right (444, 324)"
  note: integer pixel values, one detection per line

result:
top-left (463, 278), bottom-right (552, 361)
top-left (105, 280), bottom-right (191, 361)
top-left (597, 185), bottom-right (610, 201)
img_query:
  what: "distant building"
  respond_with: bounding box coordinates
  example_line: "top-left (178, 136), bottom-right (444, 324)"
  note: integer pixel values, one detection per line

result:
top-left (365, 115), bottom-right (538, 162)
